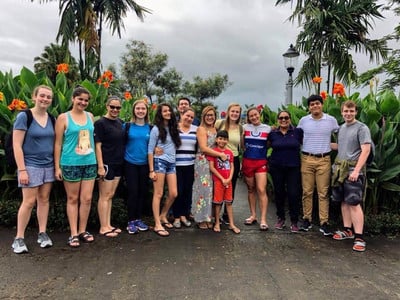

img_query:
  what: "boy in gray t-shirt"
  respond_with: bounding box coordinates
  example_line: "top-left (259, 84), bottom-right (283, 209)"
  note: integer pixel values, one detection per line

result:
top-left (331, 100), bottom-right (372, 252)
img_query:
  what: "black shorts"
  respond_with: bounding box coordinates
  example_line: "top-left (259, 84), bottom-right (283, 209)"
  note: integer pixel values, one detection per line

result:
top-left (332, 175), bottom-right (365, 206)
top-left (103, 164), bottom-right (123, 180)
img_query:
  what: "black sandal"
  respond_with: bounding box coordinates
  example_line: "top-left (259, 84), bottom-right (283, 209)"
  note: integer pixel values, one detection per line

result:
top-left (79, 231), bottom-right (94, 243)
top-left (68, 236), bottom-right (80, 248)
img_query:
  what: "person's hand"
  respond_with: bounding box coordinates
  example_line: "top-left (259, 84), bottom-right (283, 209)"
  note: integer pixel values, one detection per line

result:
top-left (154, 147), bottom-right (163, 156)
top-left (55, 168), bottom-right (63, 181)
top-left (348, 170), bottom-right (359, 182)
top-left (219, 153), bottom-right (227, 161)
top-left (97, 166), bottom-right (106, 180)
top-left (18, 170), bottom-right (29, 185)
top-left (149, 171), bottom-right (157, 181)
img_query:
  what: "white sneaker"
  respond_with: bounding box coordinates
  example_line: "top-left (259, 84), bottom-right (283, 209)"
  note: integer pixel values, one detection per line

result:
top-left (37, 232), bottom-right (53, 248)
top-left (12, 238), bottom-right (28, 254)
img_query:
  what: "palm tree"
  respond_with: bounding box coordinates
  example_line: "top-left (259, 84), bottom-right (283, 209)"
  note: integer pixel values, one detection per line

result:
top-left (276, 0), bottom-right (388, 93)
top-left (33, 43), bottom-right (80, 84)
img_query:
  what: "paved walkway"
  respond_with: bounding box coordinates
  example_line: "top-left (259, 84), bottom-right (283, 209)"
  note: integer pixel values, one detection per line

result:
top-left (0, 180), bottom-right (399, 299)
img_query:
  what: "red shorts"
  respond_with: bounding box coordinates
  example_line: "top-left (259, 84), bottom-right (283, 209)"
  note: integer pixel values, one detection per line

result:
top-left (213, 179), bottom-right (233, 204)
top-left (241, 158), bottom-right (267, 178)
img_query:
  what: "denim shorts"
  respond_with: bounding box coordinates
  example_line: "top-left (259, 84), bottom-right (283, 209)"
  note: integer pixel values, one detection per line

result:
top-left (154, 158), bottom-right (176, 174)
top-left (61, 164), bottom-right (97, 182)
top-left (18, 166), bottom-right (55, 188)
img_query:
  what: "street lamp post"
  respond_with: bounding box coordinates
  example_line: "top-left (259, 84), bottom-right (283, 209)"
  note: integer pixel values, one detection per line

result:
top-left (282, 44), bottom-right (300, 105)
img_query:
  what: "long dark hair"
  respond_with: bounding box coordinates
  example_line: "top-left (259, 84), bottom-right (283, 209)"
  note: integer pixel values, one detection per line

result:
top-left (154, 103), bottom-right (181, 148)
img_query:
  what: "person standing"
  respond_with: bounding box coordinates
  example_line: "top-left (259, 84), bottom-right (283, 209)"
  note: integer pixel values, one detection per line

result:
top-left (209, 130), bottom-right (240, 234)
top-left (215, 103), bottom-right (243, 224)
top-left (172, 108), bottom-right (198, 228)
top-left (176, 97), bottom-right (200, 126)
top-left (242, 108), bottom-right (270, 231)
top-left (192, 106), bottom-right (227, 229)
top-left (297, 94), bottom-right (339, 235)
top-left (148, 103), bottom-right (181, 237)
top-left (11, 85), bottom-right (55, 254)
top-left (124, 99), bottom-right (151, 234)
top-left (331, 100), bottom-right (371, 252)
top-left (269, 111), bottom-right (303, 233)
top-left (54, 86), bottom-right (97, 247)
top-left (94, 96), bottom-right (124, 237)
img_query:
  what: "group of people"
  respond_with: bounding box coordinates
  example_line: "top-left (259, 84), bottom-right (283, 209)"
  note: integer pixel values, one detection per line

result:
top-left (11, 85), bottom-right (371, 254)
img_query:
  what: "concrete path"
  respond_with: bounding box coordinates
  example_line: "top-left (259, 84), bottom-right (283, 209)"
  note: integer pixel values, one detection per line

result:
top-left (0, 180), bottom-right (399, 299)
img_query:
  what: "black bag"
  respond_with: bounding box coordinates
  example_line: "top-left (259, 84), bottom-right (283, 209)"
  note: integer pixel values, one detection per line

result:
top-left (5, 110), bottom-right (55, 168)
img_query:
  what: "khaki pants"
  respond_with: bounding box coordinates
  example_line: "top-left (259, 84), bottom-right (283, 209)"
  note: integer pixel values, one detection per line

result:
top-left (301, 155), bottom-right (331, 225)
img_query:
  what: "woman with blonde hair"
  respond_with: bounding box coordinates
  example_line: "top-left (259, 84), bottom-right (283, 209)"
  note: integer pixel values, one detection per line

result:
top-left (192, 106), bottom-right (227, 229)
top-left (215, 103), bottom-right (243, 224)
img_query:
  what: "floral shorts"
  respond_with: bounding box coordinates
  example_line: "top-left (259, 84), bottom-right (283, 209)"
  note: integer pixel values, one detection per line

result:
top-left (61, 164), bottom-right (97, 182)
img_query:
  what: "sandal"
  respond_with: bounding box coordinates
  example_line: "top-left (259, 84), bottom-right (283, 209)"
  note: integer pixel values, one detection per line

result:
top-left (353, 238), bottom-right (366, 252)
top-left (333, 230), bottom-right (354, 240)
top-left (68, 236), bottom-right (80, 248)
top-left (259, 224), bottom-right (269, 231)
top-left (79, 231), bottom-right (94, 243)
top-left (197, 222), bottom-right (208, 230)
top-left (161, 222), bottom-right (173, 229)
top-left (154, 228), bottom-right (169, 237)
top-left (111, 227), bottom-right (122, 234)
top-left (244, 216), bottom-right (257, 225)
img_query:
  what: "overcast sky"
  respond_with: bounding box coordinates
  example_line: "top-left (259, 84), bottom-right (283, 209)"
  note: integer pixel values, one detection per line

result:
top-left (0, 0), bottom-right (397, 111)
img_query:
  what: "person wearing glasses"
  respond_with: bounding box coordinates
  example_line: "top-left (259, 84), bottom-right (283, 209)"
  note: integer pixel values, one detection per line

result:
top-left (94, 96), bottom-right (124, 237)
top-left (242, 107), bottom-right (271, 231)
top-left (192, 106), bottom-right (227, 230)
top-left (268, 111), bottom-right (303, 233)
top-left (54, 86), bottom-right (97, 248)
top-left (297, 95), bottom-right (339, 235)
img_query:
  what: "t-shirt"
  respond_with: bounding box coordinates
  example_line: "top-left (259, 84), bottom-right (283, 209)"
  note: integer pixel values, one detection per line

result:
top-left (209, 147), bottom-right (233, 181)
top-left (243, 123), bottom-right (271, 159)
top-left (337, 121), bottom-right (372, 162)
top-left (124, 123), bottom-right (151, 165)
top-left (94, 117), bottom-right (124, 165)
top-left (176, 125), bottom-right (198, 166)
top-left (215, 119), bottom-right (242, 157)
top-left (298, 113), bottom-right (339, 154)
top-left (13, 111), bottom-right (54, 168)
top-left (268, 126), bottom-right (303, 167)
top-left (148, 125), bottom-right (176, 163)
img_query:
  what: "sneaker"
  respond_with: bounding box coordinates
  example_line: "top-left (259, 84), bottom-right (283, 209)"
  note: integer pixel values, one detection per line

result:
top-left (275, 218), bottom-right (285, 230)
top-left (12, 238), bottom-right (28, 254)
top-left (37, 232), bottom-right (53, 248)
top-left (134, 219), bottom-right (149, 232)
top-left (290, 223), bottom-right (299, 233)
top-left (333, 229), bottom-right (355, 240)
top-left (127, 221), bottom-right (139, 234)
top-left (319, 223), bottom-right (333, 236)
top-left (300, 219), bottom-right (312, 232)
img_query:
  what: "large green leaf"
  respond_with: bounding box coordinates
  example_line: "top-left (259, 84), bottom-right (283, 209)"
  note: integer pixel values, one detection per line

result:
top-left (20, 67), bottom-right (38, 91)
top-left (379, 90), bottom-right (400, 116)
top-left (381, 182), bottom-right (400, 192)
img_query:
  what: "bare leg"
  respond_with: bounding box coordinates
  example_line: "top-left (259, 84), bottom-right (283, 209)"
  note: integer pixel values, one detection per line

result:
top-left (213, 204), bottom-right (222, 232)
top-left (255, 172), bottom-right (268, 225)
top-left (244, 176), bottom-right (257, 222)
top-left (16, 187), bottom-right (39, 238)
top-left (152, 173), bottom-right (166, 231)
top-left (226, 203), bottom-right (240, 233)
top-left (78, 179), bottom-right (95, 240)
top-left (64, 181), bottom-right (81, 237)
top-left (36, 182), bottom-right (52, 233)
top-left (160, 173), bottom-right (178, 220)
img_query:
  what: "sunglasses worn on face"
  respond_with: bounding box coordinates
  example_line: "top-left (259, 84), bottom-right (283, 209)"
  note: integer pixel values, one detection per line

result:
top-left (278, 116), bottom-right (290, 121)
top-left (109, 105), bottom-right (122, 110)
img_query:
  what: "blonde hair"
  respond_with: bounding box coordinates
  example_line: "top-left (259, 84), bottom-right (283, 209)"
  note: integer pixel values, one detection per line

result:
top-left (224, 103), bottom-right (242, 131)
top-left (200, 106), bottom-right (217, 127)
top-left (131, 99), bottom-right (149, 123)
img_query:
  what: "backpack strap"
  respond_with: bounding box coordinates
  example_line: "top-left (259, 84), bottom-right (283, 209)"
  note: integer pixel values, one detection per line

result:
top-left (25, 109), bottom-right (34, 129)
top-left (124, 122), bottom-right (131, 144)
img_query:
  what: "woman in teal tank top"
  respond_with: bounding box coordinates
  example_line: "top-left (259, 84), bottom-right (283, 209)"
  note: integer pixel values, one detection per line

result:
top-left (54, 87), bottom-right (97, 248)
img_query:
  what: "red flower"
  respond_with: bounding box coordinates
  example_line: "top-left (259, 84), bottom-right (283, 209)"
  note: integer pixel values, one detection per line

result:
top-left (220, 111), bottom-right (226, 118)
top-left (8, 99), bottom-right (27, 111)
top-left (320, 90), bottom-right (328, 101)
top-left (56, 63), bottom-right (69, 74)
top-left (124, 91), bottom-right (132, 100)
top-left (312, 76), bottom-right (322, 84)
top-left (257, 104), bottom-right (264, 111)
top-left (333, 83), bottom-right (345, 96)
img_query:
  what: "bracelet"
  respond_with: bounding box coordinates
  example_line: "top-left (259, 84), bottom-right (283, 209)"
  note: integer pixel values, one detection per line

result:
top-left (18, 169), bottom-right (27, 172)
top-left (149, 170), bottom-right (154, 173)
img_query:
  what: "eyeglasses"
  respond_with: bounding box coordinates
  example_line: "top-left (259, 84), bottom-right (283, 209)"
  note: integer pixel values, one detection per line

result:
top-left (109, 105), bottom-right (122, 110)
top-left (278, 116), bottom-right (290, 121)
top-left (205, 114), bottom-right (215, 117)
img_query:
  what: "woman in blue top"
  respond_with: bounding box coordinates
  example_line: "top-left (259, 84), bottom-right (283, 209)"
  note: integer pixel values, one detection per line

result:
top-left (148, 103), bottom-right (181, 237)
top-left (11, 85), bottom-right (55, 254)
top-left (268, 111), bottom-right (303, 233)
top-left (124, 99), bottom-right (151, 234)
top-left (54, 86), bottom-right (97, 247)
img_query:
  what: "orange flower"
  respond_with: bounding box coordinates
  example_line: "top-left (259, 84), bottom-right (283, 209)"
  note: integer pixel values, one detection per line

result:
top-left (151, 103), bottom-right (157, 110)
top-left (312, 76), bottom-right (322, 84)
top-left (320, 90), bottom-right (328, 101)
top-left (124, 91), bottom-right (133, 100)
top-left (333, 82), bottom-right (346, 96)
top-left (96, 78), bottom-right (102, 85)
top-left (103, 81), bottom-right (110, 89)
top-left (102, 70), bottom-right (113, 82)
top-left (56, 63), bottom-right (69, 74)
top-left (0, 91), bottom-right (4, 102)
top-left (8, 99), bottom-right (27, 111)
top-left (143, 98), bottom-right (149, 104)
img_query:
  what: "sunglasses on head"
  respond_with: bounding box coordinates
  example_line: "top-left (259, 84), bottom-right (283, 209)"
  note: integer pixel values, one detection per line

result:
top-left (278, 116), bottom-right (290, 121)
top-left (109, 105), bottom-right (122, 110)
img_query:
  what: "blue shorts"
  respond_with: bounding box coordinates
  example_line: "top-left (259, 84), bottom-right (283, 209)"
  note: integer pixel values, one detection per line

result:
top-left (18, 166), bottom-right (55, 188)
top-left (61, 164), bottom-right (97, 182)
top-left (154, 158), bottom-right (176, 175)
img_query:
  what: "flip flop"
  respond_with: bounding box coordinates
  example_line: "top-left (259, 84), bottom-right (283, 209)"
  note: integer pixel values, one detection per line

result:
top-left (229, 227), bottom-right (241, 234)
top-left (68, 236), bottom-right (80, 248)
top-left (244, 217), bottom-right (257, 225)
top-left (161, 222), bottom-right (173, 229)
top-left (154, 229), bottom-right (170, 237)
top-left (197, 222), bottom-right (208, 230)
top-left (100, 230), bottom-right (118, 238)
top-left (259, 224), bottom-right (269, 231)
top-left (111, 227), bottom-right (122, 234)
top-left (213, 225), bottom-right (221, 233)
top-left (79, 231), bottom-right (94, 243)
